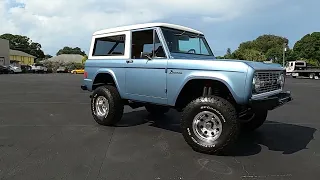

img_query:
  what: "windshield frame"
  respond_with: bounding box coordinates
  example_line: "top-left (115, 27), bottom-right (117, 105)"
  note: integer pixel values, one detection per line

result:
top-left (159, 27), bottom-right (214, 57)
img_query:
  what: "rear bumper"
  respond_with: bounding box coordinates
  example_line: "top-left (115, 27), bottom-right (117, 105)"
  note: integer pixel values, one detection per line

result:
top-left (249, 91), bottom-right (293, 110)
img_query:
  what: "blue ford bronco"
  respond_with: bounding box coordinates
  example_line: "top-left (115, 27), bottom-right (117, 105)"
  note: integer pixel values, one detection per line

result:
top-left (81, 23), bottom-right (293, 154)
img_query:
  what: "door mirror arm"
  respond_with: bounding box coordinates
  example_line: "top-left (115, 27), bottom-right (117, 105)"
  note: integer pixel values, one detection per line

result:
top-left (140, 52), bottom-right (153, 60)
top-left (145, 55), bottom-right (152, 60)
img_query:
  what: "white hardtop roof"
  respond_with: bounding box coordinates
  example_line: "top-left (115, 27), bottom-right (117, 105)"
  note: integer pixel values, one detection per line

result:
top-left (93, 22), bottom-right (203, 36)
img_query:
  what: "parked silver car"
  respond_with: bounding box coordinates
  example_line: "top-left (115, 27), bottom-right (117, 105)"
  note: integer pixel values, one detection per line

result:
top-left (8, 65), bottom-right (22, 74)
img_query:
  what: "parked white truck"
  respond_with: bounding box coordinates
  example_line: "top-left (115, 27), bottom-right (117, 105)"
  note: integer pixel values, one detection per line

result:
top-left (285, 60), bottom-right (320, 79)
top-left (31, 63), bottom-right (48, 73)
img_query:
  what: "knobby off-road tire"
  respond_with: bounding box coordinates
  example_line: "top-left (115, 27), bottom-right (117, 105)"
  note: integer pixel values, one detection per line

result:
top-left (91, 85), bottom-right (124, 126)
top-left (181, 96), bottom-right (239, 154)
top-left (145, 104), bottom-right (170, 115)
top-left (239, 110), bottom-right (268, 132)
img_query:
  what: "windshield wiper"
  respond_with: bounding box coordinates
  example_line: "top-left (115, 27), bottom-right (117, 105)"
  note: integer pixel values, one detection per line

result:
top-left (174, 31), bottom-right (186, 36)
top-left (174, 31), bottom-right (201, 38)
top-left (189, 34), bottom-right (202, 38)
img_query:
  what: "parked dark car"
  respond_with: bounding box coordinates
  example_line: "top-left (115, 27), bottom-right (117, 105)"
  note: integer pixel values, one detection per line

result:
top-left (20, 65), bottom-right (32, 73)
top-left (56, 66), bottom-right (69, 73)
top-left (0, 65), bottom-right (10, 74)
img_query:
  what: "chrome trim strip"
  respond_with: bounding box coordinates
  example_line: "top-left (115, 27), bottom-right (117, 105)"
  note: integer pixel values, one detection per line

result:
top-left (251, 89), bottom-right (283, 100)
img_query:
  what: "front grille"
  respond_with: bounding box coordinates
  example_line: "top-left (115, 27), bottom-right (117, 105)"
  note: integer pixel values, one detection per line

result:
top-left (254, 71), bottom-right (282, 94)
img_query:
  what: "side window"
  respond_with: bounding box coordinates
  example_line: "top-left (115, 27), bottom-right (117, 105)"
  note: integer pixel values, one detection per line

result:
top-left (92, 34), bottom-right (125, 56)
top-left (131, 29), bottom-right (166, 59)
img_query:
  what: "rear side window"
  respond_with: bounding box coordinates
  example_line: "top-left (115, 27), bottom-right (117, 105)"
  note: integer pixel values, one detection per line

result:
top-left (92, 35), bottom-right (126, 56)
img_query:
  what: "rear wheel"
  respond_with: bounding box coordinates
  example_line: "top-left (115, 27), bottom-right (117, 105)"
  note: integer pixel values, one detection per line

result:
top-left (91, 85), bottom-right (124, 126)
top-left (181, 96), bottom-right (239, 154)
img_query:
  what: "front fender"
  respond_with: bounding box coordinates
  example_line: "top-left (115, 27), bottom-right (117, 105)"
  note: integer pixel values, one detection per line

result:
top-left (168, 70), bottom-right (249, 106)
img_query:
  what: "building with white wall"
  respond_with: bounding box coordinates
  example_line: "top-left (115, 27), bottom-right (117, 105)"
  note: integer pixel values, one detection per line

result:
top-left (0, 39), bottom-right (10, 66)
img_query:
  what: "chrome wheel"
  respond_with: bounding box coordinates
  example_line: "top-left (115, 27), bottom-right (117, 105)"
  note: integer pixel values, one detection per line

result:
top-left (192, 111), bottom-right (223, 144)
top-left (95, 96), bottom-right (109, 117)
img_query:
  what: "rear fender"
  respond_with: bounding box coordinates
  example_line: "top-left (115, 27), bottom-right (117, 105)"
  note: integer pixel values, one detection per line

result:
top-left (92, 69), bottom-right (123, 96)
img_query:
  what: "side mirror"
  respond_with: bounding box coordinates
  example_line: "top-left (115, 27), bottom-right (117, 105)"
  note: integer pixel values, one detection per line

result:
top-left (140, 52), bottom-right (152, 60)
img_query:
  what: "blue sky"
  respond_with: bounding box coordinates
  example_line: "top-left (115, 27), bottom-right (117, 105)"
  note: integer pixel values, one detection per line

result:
top-left (0, 0), bottom-right (319, 57)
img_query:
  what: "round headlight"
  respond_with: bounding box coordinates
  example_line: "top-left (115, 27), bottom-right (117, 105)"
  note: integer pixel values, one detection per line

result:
top-left (253, 75), bottom-right (261, 90)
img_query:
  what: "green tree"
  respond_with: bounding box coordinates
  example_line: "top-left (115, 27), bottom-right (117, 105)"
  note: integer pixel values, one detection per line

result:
top-left (215, 56), bottom-right (225, 59)
top-left (251, 34), bottom-right (288, 54)
top-left (230, 34), bottom-right (289, 62)
top-left (37, 54), bottom-right (53, 61)
top-left (233, 49), bottom-right (266, 61)
top-left (45, 54), bottom-right (53, 59)
top-left (0, 33), bottom-right (45, 59)
top-left (293, 32), bottom-right (320, 63)
top-left (224, 48), bottom-right (233, 59)
top-left (56, 46), bottom-right (86, 56)
top-left (265, 47), bottom-right (283, 63)
top-left (82, 55), bottom-right (88, 65)
top-left (285, 49), bottom-right (298, 61)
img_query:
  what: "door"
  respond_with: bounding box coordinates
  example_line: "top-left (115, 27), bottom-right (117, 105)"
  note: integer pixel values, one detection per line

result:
top-left (125, 28), bottom-right (168, 104)
top-left (286, 62), bottom-right (294, 72)
top-left (0, 57), bottom-right (4, 66)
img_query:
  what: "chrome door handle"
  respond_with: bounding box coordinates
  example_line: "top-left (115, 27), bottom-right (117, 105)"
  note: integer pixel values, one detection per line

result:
top-left (126, 60), bottom-right (133, 63)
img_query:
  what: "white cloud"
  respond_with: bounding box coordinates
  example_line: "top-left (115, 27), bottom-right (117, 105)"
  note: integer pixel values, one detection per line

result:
top-left (0, 0), bottom-right (281, 56)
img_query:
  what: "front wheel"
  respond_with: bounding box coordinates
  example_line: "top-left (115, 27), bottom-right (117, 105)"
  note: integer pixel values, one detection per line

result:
top-left (181, 96), bottom-right (239, 154)
top-left (91, 85), bottom-right (124, 126)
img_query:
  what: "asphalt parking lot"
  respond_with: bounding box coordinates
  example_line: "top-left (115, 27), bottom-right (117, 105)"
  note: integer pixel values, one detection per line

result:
top-left (0, 73), bottom-right (319, 180)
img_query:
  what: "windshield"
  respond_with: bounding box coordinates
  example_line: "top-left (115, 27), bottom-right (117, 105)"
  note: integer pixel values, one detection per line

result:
top-left (295, 62), bottom-right (305, 66)
top-left (160, 27), bottom-right (214, 56)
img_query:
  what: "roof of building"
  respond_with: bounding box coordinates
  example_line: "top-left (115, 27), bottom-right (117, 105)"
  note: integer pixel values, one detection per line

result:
top-left (44, 54), bottom-right (84, 63)
top-left (93, 22), bottom-right (203, 36)
top-left (10, 49), bottom-right (35, 58)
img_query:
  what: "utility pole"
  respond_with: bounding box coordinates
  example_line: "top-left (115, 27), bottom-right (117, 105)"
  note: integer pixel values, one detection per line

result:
top-left (283, 43), bottom-right (287, 67)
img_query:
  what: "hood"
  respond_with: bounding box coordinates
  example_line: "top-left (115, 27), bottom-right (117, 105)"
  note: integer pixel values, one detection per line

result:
top-left (168, 58), bottom-right (285, 74)
top-left (221, 59), bottom-right (284, 71)
top-left (169, 53), bottom-right (284, 71)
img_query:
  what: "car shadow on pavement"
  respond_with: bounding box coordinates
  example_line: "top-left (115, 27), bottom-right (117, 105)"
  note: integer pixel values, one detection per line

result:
top-left (116, 109), bottom-right (317, 156)
top-left (222, 121), bottom-right (317, 156)
top-left (115, 109), bottom-right (150, 127)
top-left (116, 109), bottom-right (182, 130)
